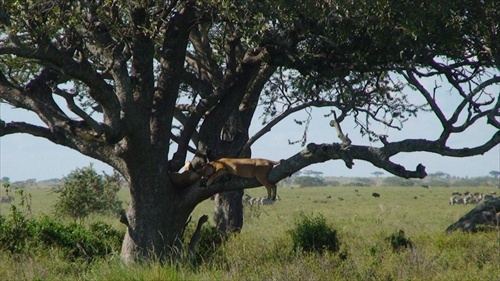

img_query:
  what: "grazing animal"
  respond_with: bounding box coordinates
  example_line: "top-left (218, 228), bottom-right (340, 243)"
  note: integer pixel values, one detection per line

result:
top-left (467, 193), bottom-right (483, 204)
top-left (421, 185), bottom-right (429, 189)
top-left (449, 195), bottom-right (462, 205)
top-left (372, 192), bottom-right (381, 198)
top-left (452, 191), bottom-right (461, 196)
top-left (199, 158), bottom-right (280, 200)
top-left (243, 194), bottom-right (279, 205)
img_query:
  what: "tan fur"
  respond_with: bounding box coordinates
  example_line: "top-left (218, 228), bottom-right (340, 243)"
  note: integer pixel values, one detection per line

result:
top-left (168, 170), bottom-right (201, 189)
top-left (199, 158), bottom-right (280, 200)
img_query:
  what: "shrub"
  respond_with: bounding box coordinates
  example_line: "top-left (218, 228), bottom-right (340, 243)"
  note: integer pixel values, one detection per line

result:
top-left (188, 223), bottom-right (227, 266)
top-left (386, 229), bottom-right (413, 252)
top-left (53, 164), bottom-right (123, 221)
top-left (0, 205), bottom-right (123, 260)
top-left (288, 213), bottom-right (339, 254)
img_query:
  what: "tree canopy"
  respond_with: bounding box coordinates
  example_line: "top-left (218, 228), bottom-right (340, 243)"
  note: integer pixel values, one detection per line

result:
top-left (0, 0), bottom-right (498, 263)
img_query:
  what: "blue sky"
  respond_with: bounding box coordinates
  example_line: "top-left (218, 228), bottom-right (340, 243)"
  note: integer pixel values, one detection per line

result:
top-left (1, 97), bottom-right (499, 182)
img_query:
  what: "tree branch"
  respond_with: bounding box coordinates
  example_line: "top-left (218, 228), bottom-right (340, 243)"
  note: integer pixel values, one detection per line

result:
top-left (241, 100), bottom-right (341, 156)
top-left (0, 121), bottom-right (55, 140)
top-left (53, 87), bottom-right (104, 136)
top-left (185, 127), bottom-right (499, 204)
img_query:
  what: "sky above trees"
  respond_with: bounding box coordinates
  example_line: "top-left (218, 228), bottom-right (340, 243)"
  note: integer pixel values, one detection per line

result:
top-left (2, 98), bottom-right (498, 182)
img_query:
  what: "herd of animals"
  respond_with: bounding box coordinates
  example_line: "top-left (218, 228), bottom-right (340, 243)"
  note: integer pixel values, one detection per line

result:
top-left (449, 191), bottom-right (497, 205)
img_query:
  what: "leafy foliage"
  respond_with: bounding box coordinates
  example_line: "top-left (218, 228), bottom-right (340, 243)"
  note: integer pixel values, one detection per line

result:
top-left (385, 229), bottom-right (413, 252)
top-left (288, 213), bottom-right (339, 254)
top-left (53, 164), bottom-right (123, 221)
top-left (188, 224), bottom-right (227, 266)
top-left (0, 203), bottom-right (122, 261)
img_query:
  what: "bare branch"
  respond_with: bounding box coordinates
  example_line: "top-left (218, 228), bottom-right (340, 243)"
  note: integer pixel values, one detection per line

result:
top-left (0, 121), bottom-right (54, 140)
top-left (402, 70), bottom-right (448, 127)
top-left (329, 112), bottom-right (352, 148)
top-left (53, 87), bottom-right (104, 136)
top-left (240, 100), bottom-right (340, 156)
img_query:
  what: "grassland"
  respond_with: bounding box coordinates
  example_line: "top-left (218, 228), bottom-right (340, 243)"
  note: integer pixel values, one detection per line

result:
top-left (1, 184), bottom-right (499, 280)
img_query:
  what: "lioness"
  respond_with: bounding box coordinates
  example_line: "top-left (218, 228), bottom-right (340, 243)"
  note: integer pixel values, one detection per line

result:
top-left (199, 158), bottom-right (280, 200)
top-left (168, 162), bottom-right (201, 189)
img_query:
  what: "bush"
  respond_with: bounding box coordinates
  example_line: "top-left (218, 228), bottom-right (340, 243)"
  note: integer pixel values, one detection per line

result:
top-left (191, 224), bottom-right (227, 265)
top-left (288, 213), bottom-right (339, 254)
top-left (53, 164), bottom-right (123, 221)
top-left (386, 229), bottom-right (413, 252)
top-left (0, 209), bottom-right (123, 260)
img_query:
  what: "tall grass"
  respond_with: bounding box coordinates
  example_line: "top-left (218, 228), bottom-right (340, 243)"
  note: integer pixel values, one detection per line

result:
top-left (1, 185), bottom-right (499, 280)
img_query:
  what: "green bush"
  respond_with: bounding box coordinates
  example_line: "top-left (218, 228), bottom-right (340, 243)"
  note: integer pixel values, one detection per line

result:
top-left (53, 164), bottom-right (123, 221)
top-left (288, 213), bottom-right (339, 254)
top-left (189, 224), bottom-right (227, 266)
top-left (0, 206), bottom-right (36, 254)
top-left (386, 229), bottom-right (413, 252)
top-left (0, 209), bottom-right (123, 260)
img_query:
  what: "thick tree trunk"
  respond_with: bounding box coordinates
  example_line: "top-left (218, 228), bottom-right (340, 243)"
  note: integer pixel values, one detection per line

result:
top-left (119, 167), bottom-right (194, 263)
top-left (213, 190), bottom-right (244, 233)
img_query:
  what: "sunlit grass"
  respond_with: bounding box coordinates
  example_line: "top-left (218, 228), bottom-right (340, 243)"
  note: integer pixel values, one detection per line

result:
top-left (1, 185), bottom-right (499, 280)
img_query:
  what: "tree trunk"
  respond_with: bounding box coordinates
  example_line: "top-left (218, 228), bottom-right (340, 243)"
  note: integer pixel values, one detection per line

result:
top-left (213, 190), bottom-right (244, 233)
top-left (119, 167), bottom-right (194, 263)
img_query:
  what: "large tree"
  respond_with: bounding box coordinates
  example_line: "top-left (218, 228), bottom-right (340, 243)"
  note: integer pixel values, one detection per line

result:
top-left (0, 1), bottom-right (498, 263)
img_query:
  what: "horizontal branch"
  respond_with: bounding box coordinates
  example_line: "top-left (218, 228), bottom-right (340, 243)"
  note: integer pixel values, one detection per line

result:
top-left (0, 121), bottom-right (55, 140)
top-left (183, 127), bottom-right (499, 204)
top-left (381, 131), bottom-right (500, 158)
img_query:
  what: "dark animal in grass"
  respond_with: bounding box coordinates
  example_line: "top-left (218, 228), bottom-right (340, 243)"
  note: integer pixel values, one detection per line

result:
top-left (372, 192), bottom-right (381, 198)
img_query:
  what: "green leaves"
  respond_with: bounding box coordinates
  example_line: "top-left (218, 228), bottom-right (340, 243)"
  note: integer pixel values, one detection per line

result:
top-left (53, 164), bottom-right (123, 222)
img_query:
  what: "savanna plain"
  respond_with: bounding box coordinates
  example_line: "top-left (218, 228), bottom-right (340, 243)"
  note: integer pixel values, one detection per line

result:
top-left (0, 184), bottom-right (499, 281)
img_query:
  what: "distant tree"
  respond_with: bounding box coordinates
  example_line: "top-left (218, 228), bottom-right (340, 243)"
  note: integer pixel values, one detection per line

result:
top-left (53, 164), bottom-right (122, 222)
top-left (301, 170), bottom-right (324, 178)
top-left (372, 172), bottom-right (384, 178)
top-left (345, 177), bottom-right (376, 187)
top-left (295, 176), bottom-right (326, 187)
top-left (25, 179), bottom-right (37, 185)
top-left (428, 172), bottom-right (449, 179)
top-left (382, 177), bottom-right (416, 187)
top-left (489, 171), bottom-right (500, 178)
top-left (1, 177), bottom-right (10, 183)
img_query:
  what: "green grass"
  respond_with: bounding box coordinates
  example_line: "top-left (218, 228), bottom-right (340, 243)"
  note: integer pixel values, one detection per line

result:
top-left (1, 185), bottom-right (499, 280)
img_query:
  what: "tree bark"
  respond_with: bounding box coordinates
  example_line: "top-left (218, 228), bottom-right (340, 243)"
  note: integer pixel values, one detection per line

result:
top-left (213, 190), bottom-right (244, 233)
top-left (445, 198), bottom-right (500, 233)
top-left (119, 161), bottom-right (195, 263)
